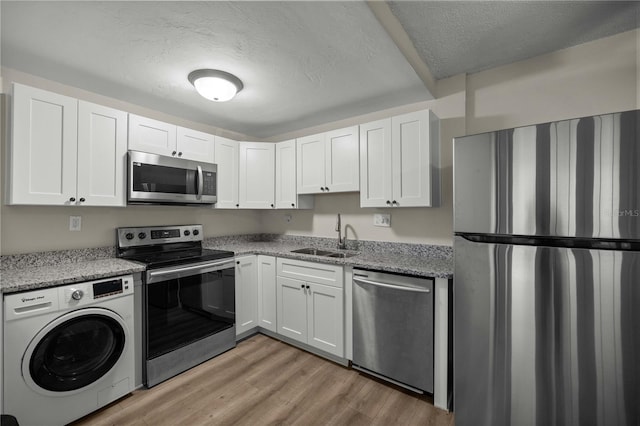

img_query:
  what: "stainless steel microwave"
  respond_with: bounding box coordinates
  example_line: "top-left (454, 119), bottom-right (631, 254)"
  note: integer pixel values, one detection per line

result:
top-left (128, 150), bottom-right (217, 205)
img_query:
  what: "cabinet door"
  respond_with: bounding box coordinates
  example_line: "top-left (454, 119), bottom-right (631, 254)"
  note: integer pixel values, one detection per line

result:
top-left (325, 126), bottom-right (360, 193)
top-left (128, 114), bottom-right (177, 156)
top-left (257, 255), bottom-right (277, 333)
top-left (275, 139), bottom-right (298, 208)
top-left (359, 118), bottom-right (393, 207)
top-left (307, 282), bottom-right (344, 357)
top-left (214, 136), bottom-right (240, 208)
top-left (235, 255), bottom-right (258, 336)
top-left (176, 127), bottom-right (215, 163)
top-left (239, 142), bottom-right (275, 209)
top-left (296, 133), bottom-right (326, 194)
top-left (10, 83), bottom-right (78, 205)
top-left (77, 101), bottom-right (127, 207)
top-left (276, 276), bottom-right (308, 344)
top-left (391, 110), bottom-right (440, 207)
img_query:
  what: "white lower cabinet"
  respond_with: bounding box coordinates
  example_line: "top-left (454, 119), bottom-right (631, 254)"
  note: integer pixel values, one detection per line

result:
top-left (276, 258), bottom-right (344, 357)
top-left (257, 255), bottom-right (277, 332)
top-left (235, 255), bottom-right (258, 336)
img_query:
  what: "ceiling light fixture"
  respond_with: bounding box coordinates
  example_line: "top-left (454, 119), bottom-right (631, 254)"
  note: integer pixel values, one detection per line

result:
top-left (188, 69), bottom-right (244, 102)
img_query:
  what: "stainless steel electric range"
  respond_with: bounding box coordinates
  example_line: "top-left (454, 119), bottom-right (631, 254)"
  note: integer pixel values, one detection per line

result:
top-left (116, 224), bottom-right (236, 387)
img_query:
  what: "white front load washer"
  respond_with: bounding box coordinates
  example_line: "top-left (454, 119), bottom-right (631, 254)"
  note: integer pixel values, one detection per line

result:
top-left (3, 275), bottom-right (135, 426)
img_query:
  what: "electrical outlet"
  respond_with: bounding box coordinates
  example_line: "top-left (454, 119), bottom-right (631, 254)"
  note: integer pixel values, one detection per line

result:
top-left (373, 213), bottom-right (391, 227)
top-left (69, 216), bottom-right (82, 231)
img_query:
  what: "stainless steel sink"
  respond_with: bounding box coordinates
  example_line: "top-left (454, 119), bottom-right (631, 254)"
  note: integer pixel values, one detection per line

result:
top-left (290, 248), bottom-right (336, 256)
top-left (326, 252), bottom-right (358, 258)
top-left (291, 247), bottom-right (358, 258)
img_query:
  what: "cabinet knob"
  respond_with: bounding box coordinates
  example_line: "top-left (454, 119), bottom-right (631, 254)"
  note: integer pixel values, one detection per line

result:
top-left (392, 200), bottom-right (398, 206)
top-left (320, 187), bottom-right (324, 192)
top-left (172, 151), bottom-right (177, 156)
top-left (270, 204), bottom-right (274, 208)
top-left (178, 152), bottom-right (183, 157)
top-left (306, 285), bottom-right (310, 289)
top-left (386, 200), bottom-right (391, 205)
top-left (236, 261), bottom-right (240, 265)
top-left (236, 204), bottom-right (240, 208)
top-left (69, 197), bottom-right (76, 202)
top-left (325, 187), bottom-right (329, 191)
top-left (79, 197), bottom-right (85, 202)
top-left (291, 203), bottom-right (295, 207)
top-left (301, 284), bottom-right (305, 289)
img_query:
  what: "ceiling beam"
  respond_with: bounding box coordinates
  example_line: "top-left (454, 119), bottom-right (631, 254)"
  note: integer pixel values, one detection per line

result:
top-left (366, 0), bottom-right (437, 98)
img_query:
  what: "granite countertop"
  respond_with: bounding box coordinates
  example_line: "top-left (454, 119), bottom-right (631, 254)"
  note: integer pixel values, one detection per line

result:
top-left (1, 235), bottom-right (452, 294)
top-left (203, 235), bottom-right (453, 279)
top-left (1, 248), bottom-right (146, 294)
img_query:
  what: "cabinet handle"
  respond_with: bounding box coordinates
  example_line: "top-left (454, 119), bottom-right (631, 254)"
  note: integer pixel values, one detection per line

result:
top-left (79, 197), bottom-right (85, 202)
top-left (178, 152), bottom-right (183, 157)
top-left (69, 197), bottom-right (76, 202)
top-left (172, 151), bottom-right (177, 156)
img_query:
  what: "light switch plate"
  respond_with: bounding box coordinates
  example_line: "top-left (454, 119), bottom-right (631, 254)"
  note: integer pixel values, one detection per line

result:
top-left (69, 216), bottom-right (82, 231)
top-left (373, 213), bottom-right (391, 227)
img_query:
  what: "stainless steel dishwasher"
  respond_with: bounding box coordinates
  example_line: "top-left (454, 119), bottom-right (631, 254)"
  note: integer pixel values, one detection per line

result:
top-left (352, 269), bottom-right (434, 394)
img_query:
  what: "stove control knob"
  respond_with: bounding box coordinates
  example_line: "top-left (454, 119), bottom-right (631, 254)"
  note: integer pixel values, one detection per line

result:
top-left (125, 233), bottom-right (134, 240)
top-left (71, 289), bottom-right (84, 301)
top-left (184, 230), bottom-right (191, 236)
top-left (138, 232), bottom-right (147, 240)
top-left (193, 229), bottom-right (200, 236)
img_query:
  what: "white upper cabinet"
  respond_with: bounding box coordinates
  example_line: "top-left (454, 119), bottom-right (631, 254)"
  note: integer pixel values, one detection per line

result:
top-left (360, 109), bottom-right (440, 208)
top-left (77, 101), bottom-right (128, 206)
top-left (128, 114), bottom-right (215, 162)
top-left (214, 136), bottom-right (240, 208)
top-left (238, 142), bottom-right (275, 209)
top-left (176, 127), bottom-right (215, 163)
top-left (9, 83), bottom-right (126, 206)
top-left (296, 126), bottom-right (359, 194)
top-left (325, 126), bottom-right (360, 193)
top-left (128, 114), bottom-right (176, 156)
top-left (275, 140), bottom-right (314, 209)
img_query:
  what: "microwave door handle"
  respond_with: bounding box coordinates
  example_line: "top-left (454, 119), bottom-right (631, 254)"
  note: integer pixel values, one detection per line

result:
top-left (196, 165), bottom-right (204, 199)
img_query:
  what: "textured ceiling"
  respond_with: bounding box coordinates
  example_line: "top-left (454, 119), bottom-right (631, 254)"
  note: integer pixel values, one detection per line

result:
top-left (389, 1), bottom-right (640, 79)
top-left (2, 1), bottom-right (639, 139)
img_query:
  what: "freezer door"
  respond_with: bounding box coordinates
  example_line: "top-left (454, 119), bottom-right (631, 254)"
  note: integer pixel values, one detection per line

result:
top-left (454, 236), bottom-right (639, 426)
top-left (454, 110), bottom-right (639, 239)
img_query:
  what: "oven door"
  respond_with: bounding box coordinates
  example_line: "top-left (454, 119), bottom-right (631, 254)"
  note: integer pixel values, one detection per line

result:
top-left (128, 150), bottom-right (217, 205)
top-left (144, 259), bottom-right (235, 361)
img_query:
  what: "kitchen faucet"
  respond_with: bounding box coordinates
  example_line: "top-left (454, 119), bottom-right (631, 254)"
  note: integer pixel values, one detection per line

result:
top-left (336, 213), bottom-right (346, 249)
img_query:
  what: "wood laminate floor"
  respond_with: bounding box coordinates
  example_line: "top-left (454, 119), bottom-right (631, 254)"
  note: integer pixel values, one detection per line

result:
top-left (72, 334), bottom-right (454, 426)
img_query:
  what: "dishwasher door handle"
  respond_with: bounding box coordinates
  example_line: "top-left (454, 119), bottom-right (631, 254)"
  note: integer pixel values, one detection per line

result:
top-left (353, 276), bottom-right (431, 293)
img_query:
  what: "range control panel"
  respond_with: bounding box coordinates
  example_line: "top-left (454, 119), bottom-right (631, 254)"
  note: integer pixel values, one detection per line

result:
top-left (117, 224), bottom-right (203, 248)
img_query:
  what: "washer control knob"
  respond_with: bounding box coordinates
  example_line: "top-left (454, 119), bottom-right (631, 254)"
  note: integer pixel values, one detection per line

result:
top-left (125, 232), bottom-right (134, 240)
top-left (192, 229), bottom-right (200, 236)
top-left (71, 289), bottom-right (84, 301)
top-left (138, 232), bottom-right (147, 239)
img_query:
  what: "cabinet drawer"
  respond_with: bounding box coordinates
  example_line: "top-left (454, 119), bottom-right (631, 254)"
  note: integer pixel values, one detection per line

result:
top-left (276, 258), bottom-right (343, 288)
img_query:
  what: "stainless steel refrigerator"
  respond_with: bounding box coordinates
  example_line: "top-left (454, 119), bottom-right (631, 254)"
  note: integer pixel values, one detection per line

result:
top-left (453, 110), bottom-right (639, 426)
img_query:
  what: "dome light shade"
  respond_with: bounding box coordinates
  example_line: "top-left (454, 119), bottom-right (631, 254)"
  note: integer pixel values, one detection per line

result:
top-left (188, 69), bottom-right (243, 102)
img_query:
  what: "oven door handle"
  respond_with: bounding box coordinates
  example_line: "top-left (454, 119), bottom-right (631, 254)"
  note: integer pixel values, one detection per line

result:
top-left (146, 259), bottom-right (235, 284)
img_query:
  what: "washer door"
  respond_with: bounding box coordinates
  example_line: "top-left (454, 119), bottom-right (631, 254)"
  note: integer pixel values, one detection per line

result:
top-left (23, 307), bottom-right (128, 395)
